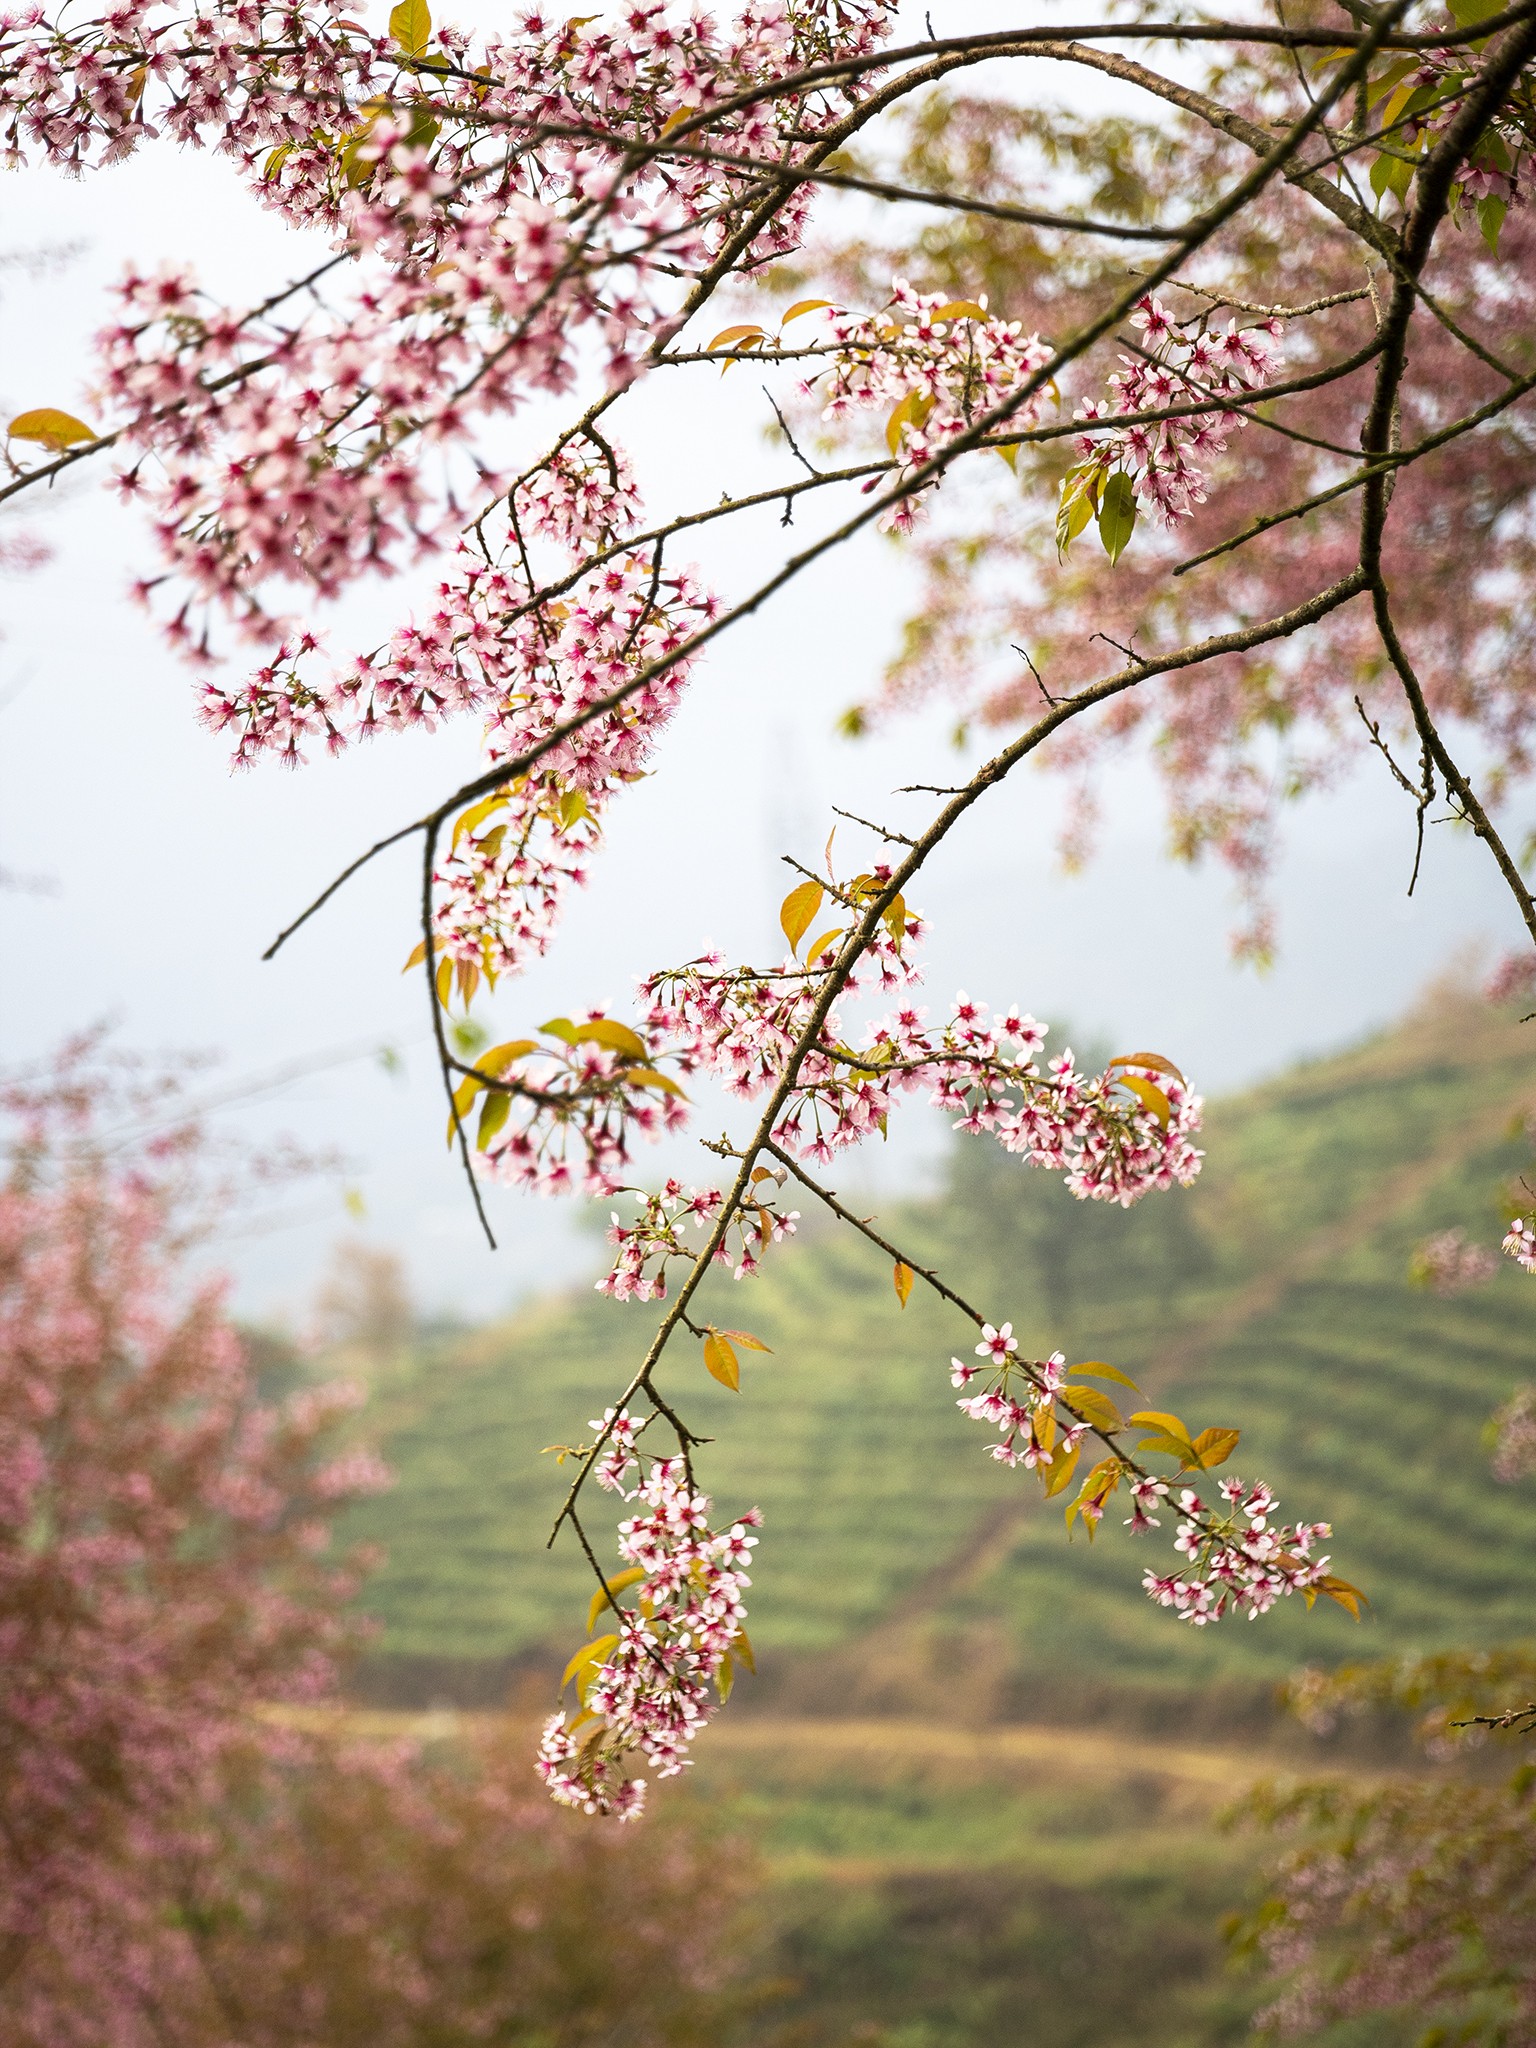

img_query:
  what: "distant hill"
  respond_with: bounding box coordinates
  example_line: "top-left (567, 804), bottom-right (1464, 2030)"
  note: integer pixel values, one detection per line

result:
top-left (343, 985), bottom-right (1536, 1717)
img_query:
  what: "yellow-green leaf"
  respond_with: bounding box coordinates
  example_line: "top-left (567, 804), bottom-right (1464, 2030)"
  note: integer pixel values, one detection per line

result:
top-left (780, 879), bottom-right (824, 955)
top-left (572, 1018), bottom-right (648, 1060)
top-left (1129, 1410), bottom-right (1193, 1443)
top-left (719, 1328), bottom-right (772, 1352)
top-left (1116, 1073), bottom-right (1172, 1127)
top-left (882, 893), bottom-right (907, 949)
top-left (658, 105), bottom-right (693, 138)
top-left (801, 925), bottom-right (845, 964)
top-left (560, 1633), bottom-right (617, 1689)
top-left (475, 1089), bottom-right (511, 1151)
top-left (703, 1330), bottom-right (740, 1391)
top-left (618, 1065), bottom-right (689, 1098)
top-left (781, 298), bottom-right (835, 323)
top-left (9, 407), bottom-right (99, 451)
top-left (885, 388), bottom-right (935, 457)
top-left (1043, 1442), bottom-right (1081, 1497)
top-left (1097, 469), bottom-right (1138, 565)
top-left (1071, 1362), bottom-right (1141, 1391)
top-left (389, 0), bottom-right (431, 55)
top-left (540, 1016), bottom-right (580, 1043)
top-left (587, 1565), bottom-right (646, 1636)
top-left (929, 299), bottom-right (987, 324)
top-left (706, 322), bottom-right (768, 351)
top-left (1055, 463), bottom-right (1101, 558)
top-left (1136, 1432), bottom-right (1198, 1463)
top-left (557, 787), bottom-right (590, 829)
top-left (733, 1627), bottom-right (756, 1672)
top-left (452, 788), bottom-right (508, 850)
top-left (716, 1651), bottom-right (735, 1702)
top-left (479, 1038), bottom-right (538, 1075)
top-left (1318, 1574), bottom-right (1368, 1620)
top-left (1061, 1385), bottom-right (1122, 1432)
top-left (893, 1260), bottom-right (914, 1308)
top-left (1186, 1425), bottom-right (1241, 1471)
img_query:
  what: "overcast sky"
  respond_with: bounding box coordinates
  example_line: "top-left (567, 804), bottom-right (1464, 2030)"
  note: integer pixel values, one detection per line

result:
top-left (1, 15), bottom-right (1526, 1326)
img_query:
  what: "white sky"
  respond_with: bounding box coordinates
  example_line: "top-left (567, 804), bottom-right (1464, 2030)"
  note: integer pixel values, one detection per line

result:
top-left (0, 6), bottom-right (1525, 1323)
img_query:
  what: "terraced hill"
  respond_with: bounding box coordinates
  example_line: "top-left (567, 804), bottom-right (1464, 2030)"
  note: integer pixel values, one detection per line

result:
top-left (343, 984), bottom-right (1536, 1715)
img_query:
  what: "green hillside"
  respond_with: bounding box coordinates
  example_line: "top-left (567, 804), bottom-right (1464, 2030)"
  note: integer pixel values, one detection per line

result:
top-left (345, 984), bottom-right (1536, 1714)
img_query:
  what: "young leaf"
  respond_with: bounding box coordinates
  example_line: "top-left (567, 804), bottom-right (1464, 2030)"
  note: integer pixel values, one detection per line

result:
top-left (893, 1260), bottom-right (915, 1308)
top-left (1318, 1574), bottom-right (1369, 1620)
top-left (1116, 1073), bottom-right (1172, 1127)
top-left (1186, 1425), bottom-right (1241, 1471)
top-left (720, 1328), bottom-right (772, 1352)
top-left (1055, 463), bottom-right (1101, 558)
top-left (9, 407), bottom-right (99, 450)
top-left (1478, 192), bottom-right (1508, 253)
top-left (716, 1651), bottom-right (735, 1702)
top-left (475, 1089), bottom-right (511, 1151)
top-left (1136, 1432), bottom-right (1200, 1463)
top-left (1060, 1385), bottom-right (1122, 1432)
top-left (801, 925), bottom-right (845, 964)
top-left (389, 0), bottom-right (431, 53)
top-left (479, 1038), bottom-right (539, 1076)
top-left (705, 322), bottom-right (768, 353)
top-left (401, 935), bottom-right (440, 973)
top-left (733, 1627), bottom-right (756, 1673)
top-left (1043, 1443), bottom-right (1081, 1498)
top-left (884, 388), bottom-right (934, 457)
top-left (1129, 1410), bottom-right (1193, 1443)
top-left (451, 788), bottom-right (508, 850)
top-left (1097, 470), bottom-right (1138, 565)
top-left (556, 787), bottom-right (591, 829)
top-left (587, 1565), bottom-right (647, 1636)
top-left (780, 879), bottom-right (824, 954)
top-left (882, 893), bottom-right (908, 948)
top-left (703, 1330), bottom-right (740, 1390)
top-left (618, 1065), bottom-right (689, 1098)
top-left (781, 298), bottom-right (835, 323)
top-left (1070, 1362), bottom-right (1141, 1392)
top-left (572, 1018), bottom-right (648, 1060)
top-left (929, 299), bottom-right (987, 324)
top-left (539, 1016), bottom-right (580, 1043)
top-left (560, 1633), bottom-right (617, 1689)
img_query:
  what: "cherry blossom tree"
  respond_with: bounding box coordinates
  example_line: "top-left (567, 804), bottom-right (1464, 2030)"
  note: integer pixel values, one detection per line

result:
top-left (0, 1050), bottom-right (387, 2027)
top-left (5, 0), bottom-right (1536, 1813)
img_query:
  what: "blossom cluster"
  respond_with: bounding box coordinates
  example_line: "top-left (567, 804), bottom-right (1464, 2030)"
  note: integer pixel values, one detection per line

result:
top-left (1504, 1216), bottom-right (1536, 1272)
top-left (598, 1172), bottom-right (799, 1301)
top-left (950, 1327), bottom-right (1087, 1470)
top-left (642, 923), bottom-right (1203, 1199)
top-left (446, 1009), bottom-right (690, 1198)
top-left (28, 0), bottom-right (896, 663)
top-left (1143, 1479), bottom-right (1332, 1625)
top-left (945, 1323), bottom-right (1339, 1627)
top-left (1070, 294), bottom-right (1283, 527)
top-left (814, 278), bottom-right (1054, 531)
top-left (538, 1448), bottom-right (759, 1820)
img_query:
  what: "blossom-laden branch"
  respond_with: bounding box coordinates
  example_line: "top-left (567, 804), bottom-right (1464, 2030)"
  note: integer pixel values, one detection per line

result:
top-left (12, 0), bottom-right (1536, 1815)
